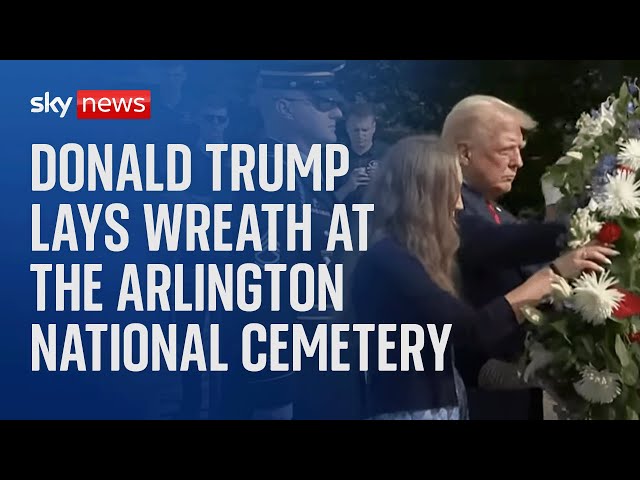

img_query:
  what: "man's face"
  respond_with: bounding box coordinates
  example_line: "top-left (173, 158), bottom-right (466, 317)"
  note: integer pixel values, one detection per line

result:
top-left (463, 112), bottom-right (525, 199)
top-left (198, 106), bottom-right (229, 140)
top-left (286, 94), bottom-right (343, 144)
top-left (346, 115), bottom-right (376, 150)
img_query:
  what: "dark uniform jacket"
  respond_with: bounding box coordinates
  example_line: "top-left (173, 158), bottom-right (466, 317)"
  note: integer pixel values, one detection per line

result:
top-left (218, 138), bottom-right (361, 419)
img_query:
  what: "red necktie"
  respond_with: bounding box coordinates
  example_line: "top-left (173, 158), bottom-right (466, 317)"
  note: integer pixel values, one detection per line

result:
top-left (487, 201), bottom-right (501, 224)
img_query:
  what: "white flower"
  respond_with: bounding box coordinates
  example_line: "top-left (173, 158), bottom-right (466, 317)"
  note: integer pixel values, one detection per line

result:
top-left (568, 206), bottom-right (604, 248)
top-left (618, 138), bottom-right (640, 170)
top-left (598, 99), bottom-right (618, 130)
top-left (551, 275), bottom-right (573, 303)
top-left (576, 112), bottom-right (603, 138)
top-left (573, 366), bottom-right (621, 404)
top-left (575, 100), bottom-right (617, 139)
top-left (556, 151), bottom-right (583, 165)
top-left (595, 170), bottom-right (640, 218)
top-left (572, 135), bottom-right (594, 149)
top-left (572, 270), bottom-right (625, 325)
top-left (523, 343), bottom-right (555, 383)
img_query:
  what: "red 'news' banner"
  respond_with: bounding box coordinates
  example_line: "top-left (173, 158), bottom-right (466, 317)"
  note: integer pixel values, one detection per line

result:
top-left (76, 90), bottom-right (151, 120)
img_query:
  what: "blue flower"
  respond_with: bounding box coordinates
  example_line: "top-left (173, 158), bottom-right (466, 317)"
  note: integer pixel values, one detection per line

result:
top-left (629, 119), bottom-right (640, 139)
top-left (591, 154), bottom-right (618, 194)
top-left (594, 154), bottom-right (618, 177)
top-left (629, 82), bottom-right (639, 95)
top-left (628, 101), bottom-right (636, 114)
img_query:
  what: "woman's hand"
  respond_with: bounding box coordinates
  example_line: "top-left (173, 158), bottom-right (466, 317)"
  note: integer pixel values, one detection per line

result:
top-left (552, 242), bottom-right (620, 279)
top-left (505, 267), bottom-right (557, 319)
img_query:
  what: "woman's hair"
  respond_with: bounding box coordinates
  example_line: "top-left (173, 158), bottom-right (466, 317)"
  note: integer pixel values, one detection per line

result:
top-left (363, 135), bottom-right (461, 295)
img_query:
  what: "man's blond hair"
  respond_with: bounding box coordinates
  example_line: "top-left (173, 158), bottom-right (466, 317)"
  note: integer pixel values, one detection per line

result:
top-left (441, 95), bottom-right (537, 149)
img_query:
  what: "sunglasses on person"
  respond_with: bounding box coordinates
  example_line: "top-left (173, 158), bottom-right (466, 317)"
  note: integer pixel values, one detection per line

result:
top-left (202, 113), bottom-right (228, 124)
top-left (283, 95), bottom-right (342, 113)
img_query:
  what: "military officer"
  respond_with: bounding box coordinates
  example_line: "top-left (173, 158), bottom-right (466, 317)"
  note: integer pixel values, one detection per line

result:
top-left (218, 60), bottom-right (359, 420)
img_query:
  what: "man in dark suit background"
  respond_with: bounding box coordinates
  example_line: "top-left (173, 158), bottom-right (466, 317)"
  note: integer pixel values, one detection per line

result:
top-left (441, 94), bottom-right (547, 420)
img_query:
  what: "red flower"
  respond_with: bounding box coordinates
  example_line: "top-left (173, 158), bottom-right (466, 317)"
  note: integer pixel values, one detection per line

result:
top-left (618, 165), bottom-right (636, 174)
top-left (597, 222), bottom-right (623, 244)
top-left (613, 288), bottom-right (640, 319)
top-left (629, 332), bottom-right (640, 343)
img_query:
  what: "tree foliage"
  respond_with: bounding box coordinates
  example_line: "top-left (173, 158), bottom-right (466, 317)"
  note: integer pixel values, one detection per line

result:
top-left (338, 60), bottom-right (640, 215)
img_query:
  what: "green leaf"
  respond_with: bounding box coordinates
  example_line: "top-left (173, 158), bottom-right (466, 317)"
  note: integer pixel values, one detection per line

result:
top-left (563, 354), bottom-right (578, 372)
top-left (620, 82), bottom-right (630, 103)
top-left (610, 314), bottom-right (626, 325)
top-left (615, 334), bottom-right (631, 367)
top-left (609, 405), bottom-right (621, 420)
top-left (607, 256), bottom-right (628, 279)
top-left (621, 361), bottom-right (639, 386)
top-left (616, 218), bottom-right (640, 263)
top-left (591, 403), bottom-right (618, 420)
top-left (632, 265), bottom-right (639, 294)
top-left (553, 346), bottom-right (572, 365)
top-left (600, 343), bottom-right (622, 372)
top-left (618, 98), bottom-right (631, 118)
top-left (550, 319), bottom-right (571, 343)
top-left (546, 166), bottom-right (567, 186)
top-left (630, 342), bottom-right (640, 363)
top-left (613, 385), bottom-right (630, 417)
top-left (576, 335), bottom-right (596, 361)
top-left (546, 334), bottom-right (570, 352)
top-left (581, 147), bottom-right (596, 165)
top-left (626, 407), bottom-right (639, 420)
top-left (628, 388), bottom-right (640, 413)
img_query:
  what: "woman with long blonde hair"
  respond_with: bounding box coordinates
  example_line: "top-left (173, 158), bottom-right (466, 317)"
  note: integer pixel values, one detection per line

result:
top-left (350, 135), bottom-right (616, 420)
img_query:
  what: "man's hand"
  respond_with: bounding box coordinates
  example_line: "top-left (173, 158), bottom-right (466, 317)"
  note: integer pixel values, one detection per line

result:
top-left (335, 167), bottom-right (370, 201)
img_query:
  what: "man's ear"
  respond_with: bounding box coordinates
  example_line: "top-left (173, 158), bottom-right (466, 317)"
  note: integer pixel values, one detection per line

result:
top-left (457, 143), bottom-right (471, 166)
top-left (275, 98), bottom-right (294, 120)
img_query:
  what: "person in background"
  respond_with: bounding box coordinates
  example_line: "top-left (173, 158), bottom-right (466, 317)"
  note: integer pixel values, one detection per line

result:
top-left (335, 102), bottom-right (389, 206)
top-left (174, 93), bottom-right (231, 419)
top-left (188, 93), bottom-right (231, 199)
top-left (218, 60), bottom-right (357, 420)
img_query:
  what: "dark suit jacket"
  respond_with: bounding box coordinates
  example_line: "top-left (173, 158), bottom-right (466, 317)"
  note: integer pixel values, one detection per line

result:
top-left (459, 185), bottom-right (540, 306)
top-left (351, 236), bottom-right (522, 417)
top-left (456, 183), bottom-right (566, 420)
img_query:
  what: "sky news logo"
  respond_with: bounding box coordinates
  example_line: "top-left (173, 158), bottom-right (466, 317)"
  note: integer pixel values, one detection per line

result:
top-left (30, 90), bottom-right (151, 119)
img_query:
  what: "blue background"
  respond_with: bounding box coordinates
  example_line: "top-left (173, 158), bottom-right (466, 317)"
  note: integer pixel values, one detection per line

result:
top-left (0, 60), bottom-right (266, 419)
